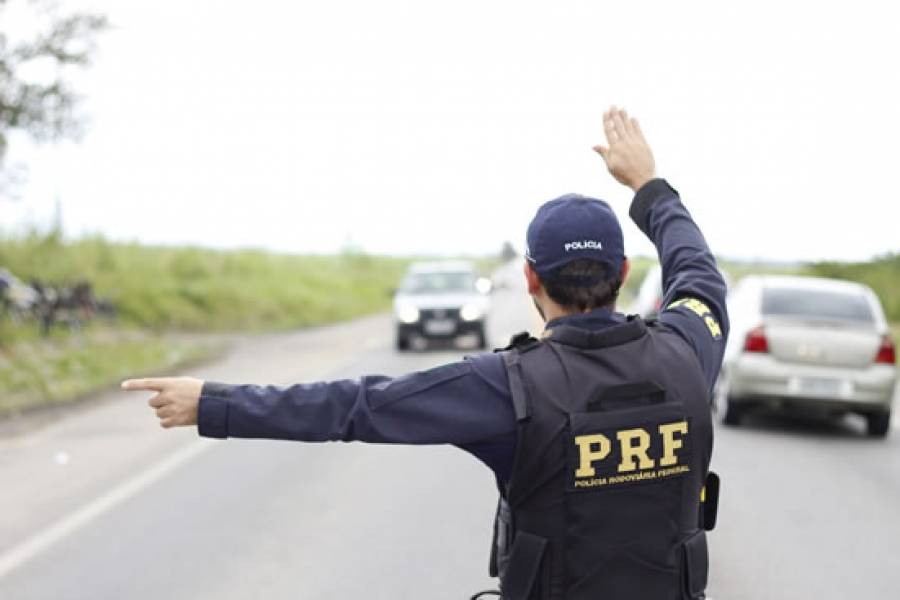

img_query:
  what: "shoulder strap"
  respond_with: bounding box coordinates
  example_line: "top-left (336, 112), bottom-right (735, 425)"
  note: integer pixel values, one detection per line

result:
top-left (495, 330), bottom-right (540, 353)
top-left (502, 350), bottom-right (532, 421)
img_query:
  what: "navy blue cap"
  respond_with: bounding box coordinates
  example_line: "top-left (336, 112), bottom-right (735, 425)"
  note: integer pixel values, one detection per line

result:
top-left (525, 194), bottom-right (625, 282)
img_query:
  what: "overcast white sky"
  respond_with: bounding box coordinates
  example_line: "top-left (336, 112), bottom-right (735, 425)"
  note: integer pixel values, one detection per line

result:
top-left (3, 0), bottom-right (899, 262)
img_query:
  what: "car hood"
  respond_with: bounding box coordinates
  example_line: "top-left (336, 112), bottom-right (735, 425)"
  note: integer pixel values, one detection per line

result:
top-left (394, 292), bottom-right (488, 310)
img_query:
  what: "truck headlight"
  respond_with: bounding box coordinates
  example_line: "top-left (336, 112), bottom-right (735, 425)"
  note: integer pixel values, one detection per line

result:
top-left (396, 305), bottom-right (420, 324)
top-left (460, 303), bottom-right (483, 322)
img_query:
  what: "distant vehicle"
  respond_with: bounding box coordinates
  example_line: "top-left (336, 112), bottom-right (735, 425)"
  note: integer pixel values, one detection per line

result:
top-left (627, 263), bottom-right (731, 318)
top-left (628, 264), bottom-right (664, 318)
top-left (714, 275), bottom-right (896, 437)
top-left (393, 261), bottom-right (491, 351)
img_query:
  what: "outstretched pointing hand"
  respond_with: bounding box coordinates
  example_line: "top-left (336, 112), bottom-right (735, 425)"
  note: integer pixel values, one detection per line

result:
top-left (593, 106), bottom-right (656, 192)
top-left (121, 376), bottom-right (204, 428)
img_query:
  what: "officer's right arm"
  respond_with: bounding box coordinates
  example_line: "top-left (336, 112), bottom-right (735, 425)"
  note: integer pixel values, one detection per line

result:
top-left (122, 354), bottom-right (519, 479)
top-left (194, 354), bottom-right (517, 449)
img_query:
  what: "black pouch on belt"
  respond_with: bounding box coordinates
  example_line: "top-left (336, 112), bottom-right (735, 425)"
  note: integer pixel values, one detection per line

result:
top-left (701, 471), bottom-right (720, 531)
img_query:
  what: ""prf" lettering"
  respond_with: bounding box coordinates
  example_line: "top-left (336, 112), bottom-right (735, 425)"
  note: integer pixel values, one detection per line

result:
top-left (574, 420), bottom-right (689, 477)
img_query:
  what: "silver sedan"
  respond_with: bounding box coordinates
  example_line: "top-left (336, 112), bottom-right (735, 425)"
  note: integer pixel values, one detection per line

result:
top-left (714, 275), bottom-right (896, 437)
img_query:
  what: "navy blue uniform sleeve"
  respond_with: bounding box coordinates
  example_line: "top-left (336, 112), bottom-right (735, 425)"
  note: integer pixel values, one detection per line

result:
top-left (629, 179), bottom-right (730, 390)
top-left (197, 352), bottom-right (517, 478)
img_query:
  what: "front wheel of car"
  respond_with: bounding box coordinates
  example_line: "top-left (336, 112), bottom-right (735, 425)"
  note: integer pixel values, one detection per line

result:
top-left (396, 332), bottom-right (410, 352)
top-left (475, 326), bottom-right (488, 350)
top-left (713, 371), bottom-right (739, 425)
top-left (865, 410), bottom-right (891, 438)
top-left (712, 371), bottom-right (728, 412)
top-left (722, 398), bottom-right (743, 427)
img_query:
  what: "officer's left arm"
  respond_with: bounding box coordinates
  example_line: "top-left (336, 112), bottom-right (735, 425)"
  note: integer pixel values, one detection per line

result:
top-left (595, 107), bottom-right (729, 391)
top-left (631, 181), bottom-right (730, 391)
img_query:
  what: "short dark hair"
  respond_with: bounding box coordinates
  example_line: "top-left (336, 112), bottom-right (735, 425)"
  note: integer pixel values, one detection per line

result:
top-left (541, 259), bottom-right (622, 311)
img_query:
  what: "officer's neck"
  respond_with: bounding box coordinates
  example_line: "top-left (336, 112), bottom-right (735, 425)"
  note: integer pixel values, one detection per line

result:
top-left (538, 299), bottom-right (615, 324)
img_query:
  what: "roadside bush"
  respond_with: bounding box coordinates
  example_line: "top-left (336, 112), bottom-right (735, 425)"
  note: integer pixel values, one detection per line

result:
top-left (0, 233), bottom-right (409, 331)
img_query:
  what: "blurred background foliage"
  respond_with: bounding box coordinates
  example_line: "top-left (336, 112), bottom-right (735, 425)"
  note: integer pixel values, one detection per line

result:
top-left (0, 0), bottom-right (108, 170)
top-left (0, 231), bottom-right (410, 331)
top-left (4, 231), bottom-right (896, 338)
top-left (0, 231), bottom-right (410, 416)
top-left (0, 230), bottom-right (896, 417)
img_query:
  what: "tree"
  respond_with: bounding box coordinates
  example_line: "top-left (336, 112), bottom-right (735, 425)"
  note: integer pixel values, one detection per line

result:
top-left (500, 241), bottom-right (518, 261)
top-left (0, 0), bottom-right (108, 173)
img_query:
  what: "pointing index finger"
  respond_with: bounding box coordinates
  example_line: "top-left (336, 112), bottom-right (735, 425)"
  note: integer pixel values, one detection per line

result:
top-left (122, 378), bottom-right (166, 392)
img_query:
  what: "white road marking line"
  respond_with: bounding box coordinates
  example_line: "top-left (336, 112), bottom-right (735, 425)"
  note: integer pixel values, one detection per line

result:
top-left (0, 439), bottom-right (213, 579)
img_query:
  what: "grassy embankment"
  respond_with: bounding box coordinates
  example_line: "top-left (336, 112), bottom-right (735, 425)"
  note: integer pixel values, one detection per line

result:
top-left (0, 329), bottom-right (214, 417)
top-left (0, 233), bottom-right (410, 417)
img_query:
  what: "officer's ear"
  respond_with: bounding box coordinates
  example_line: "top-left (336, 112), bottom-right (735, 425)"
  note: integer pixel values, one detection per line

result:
top-left (620, 258), bottom-right (631, 287)
top-left (523, 261), bottom-right (543, 295)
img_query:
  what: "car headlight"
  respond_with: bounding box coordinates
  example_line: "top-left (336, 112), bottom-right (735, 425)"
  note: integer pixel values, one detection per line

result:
top-left (460, 303), bottom-right (483, 322)
top-left (396, 305), bottom-right (420, 324)
top-left (475, 277), bottom-right (493, 295)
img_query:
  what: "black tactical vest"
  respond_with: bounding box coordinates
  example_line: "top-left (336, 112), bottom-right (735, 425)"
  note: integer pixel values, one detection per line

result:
top-left (490, 316), bottom-right (717, 600)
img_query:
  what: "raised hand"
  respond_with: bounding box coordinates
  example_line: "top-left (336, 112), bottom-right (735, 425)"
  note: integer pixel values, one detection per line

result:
top-left (593, 106), bottom-right (656, 192)
top-left (121, 376), bottom-right (204, 428)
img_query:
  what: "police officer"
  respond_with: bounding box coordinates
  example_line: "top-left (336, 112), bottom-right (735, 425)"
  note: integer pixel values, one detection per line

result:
top-left (123, 107), bottom-right (728, 599)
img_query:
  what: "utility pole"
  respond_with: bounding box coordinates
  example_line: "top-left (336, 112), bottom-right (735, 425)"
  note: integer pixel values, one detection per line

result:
top-left (52, 192), bottom-right (63, 236)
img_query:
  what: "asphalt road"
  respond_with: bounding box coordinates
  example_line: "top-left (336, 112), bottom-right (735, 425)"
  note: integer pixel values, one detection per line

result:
top-left (1, 268), bottom-right (898, 599)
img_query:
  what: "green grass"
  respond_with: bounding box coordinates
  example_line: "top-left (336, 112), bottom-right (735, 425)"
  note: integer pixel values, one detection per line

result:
top-left (0, 233), bottom-right (409, 332)
top-left (0, 325), bottom-right (215, 417)
top-left (0, 232), bottom-right (417, 414)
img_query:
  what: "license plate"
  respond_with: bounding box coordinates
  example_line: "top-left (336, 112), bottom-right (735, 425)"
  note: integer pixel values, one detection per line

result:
top-left (424, 319), bottom-right (455, 335)
top-left (794, 377), bottom-right (846, 397)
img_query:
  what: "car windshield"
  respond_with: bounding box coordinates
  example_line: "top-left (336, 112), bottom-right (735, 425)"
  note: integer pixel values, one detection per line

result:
top-left (762, 287), bottom-right (874, 323)
top-left (400, 272), bottom-right (475, 294)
